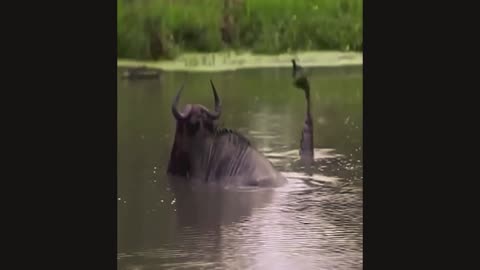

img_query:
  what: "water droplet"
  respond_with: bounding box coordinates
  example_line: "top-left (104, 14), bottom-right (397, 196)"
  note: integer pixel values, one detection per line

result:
top-left (153, 171), bottom-right (156, 174)
top-left (123, 201), bottom-right (127, 204)
top-left (171, 198), bottom-right (176, 205)
top-left (161, 200), bottom-right (164, 203)
top-left (154, 166), bottom-right (157, 169)
top-left (118, 198), bottom-right (121, 201)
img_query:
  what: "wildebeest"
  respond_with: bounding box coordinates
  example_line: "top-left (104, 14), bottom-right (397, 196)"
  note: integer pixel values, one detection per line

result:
top-left (167, 80), bottom-right (287, 187)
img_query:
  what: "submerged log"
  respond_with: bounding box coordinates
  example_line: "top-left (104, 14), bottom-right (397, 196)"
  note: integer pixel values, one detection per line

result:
top-left (121, 66), bottom-right (161, 80)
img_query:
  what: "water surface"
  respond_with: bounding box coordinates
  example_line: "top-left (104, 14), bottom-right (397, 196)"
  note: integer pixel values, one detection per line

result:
top-left (117, 65), bottom-right (363, 270)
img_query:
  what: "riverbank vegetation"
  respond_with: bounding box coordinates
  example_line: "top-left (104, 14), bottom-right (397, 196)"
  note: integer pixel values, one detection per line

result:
top-left (117, 0), bottom-right (362, 60)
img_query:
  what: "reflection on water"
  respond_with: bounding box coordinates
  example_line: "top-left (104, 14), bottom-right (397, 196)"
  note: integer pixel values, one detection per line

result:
top-left (118, 66), bottom-right (363, 269)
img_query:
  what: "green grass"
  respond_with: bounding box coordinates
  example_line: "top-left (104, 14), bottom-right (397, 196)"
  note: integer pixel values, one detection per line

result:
top-left (117, 0), bottom-right (362, 60)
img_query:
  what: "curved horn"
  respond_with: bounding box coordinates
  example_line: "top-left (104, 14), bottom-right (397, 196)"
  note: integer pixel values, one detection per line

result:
top-left (171, 83), bottom-right (190, 120)
top-left (205, 79), bottom-right (222, 119)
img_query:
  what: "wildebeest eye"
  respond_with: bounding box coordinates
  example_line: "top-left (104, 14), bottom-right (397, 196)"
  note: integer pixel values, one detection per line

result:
top-left (187, 122), bottom-right (200, 136)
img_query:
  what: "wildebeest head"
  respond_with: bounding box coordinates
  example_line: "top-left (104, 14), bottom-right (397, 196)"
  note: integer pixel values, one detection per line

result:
top-left (167, 80), bottom-right (222, 176)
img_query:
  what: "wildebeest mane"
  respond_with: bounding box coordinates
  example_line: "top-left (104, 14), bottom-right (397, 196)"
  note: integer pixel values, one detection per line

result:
top-left (213, 127), bottom-right (251, 147)
top-left (198, 127), bottom-right (255, 180)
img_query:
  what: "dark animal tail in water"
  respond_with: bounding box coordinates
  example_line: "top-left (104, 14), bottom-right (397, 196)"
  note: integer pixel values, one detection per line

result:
top-left (291, 59), bottom-right (314, 163)
top-left (299, 114), bottom-right (314, 163)
top-left (292, 59), bottom-right (310, 92)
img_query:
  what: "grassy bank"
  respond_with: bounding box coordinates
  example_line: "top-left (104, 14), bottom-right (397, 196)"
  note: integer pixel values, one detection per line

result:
top-left (117, 0), bottom-right (362, 60)
top-left (117, 51), bottom-right (363, 72)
